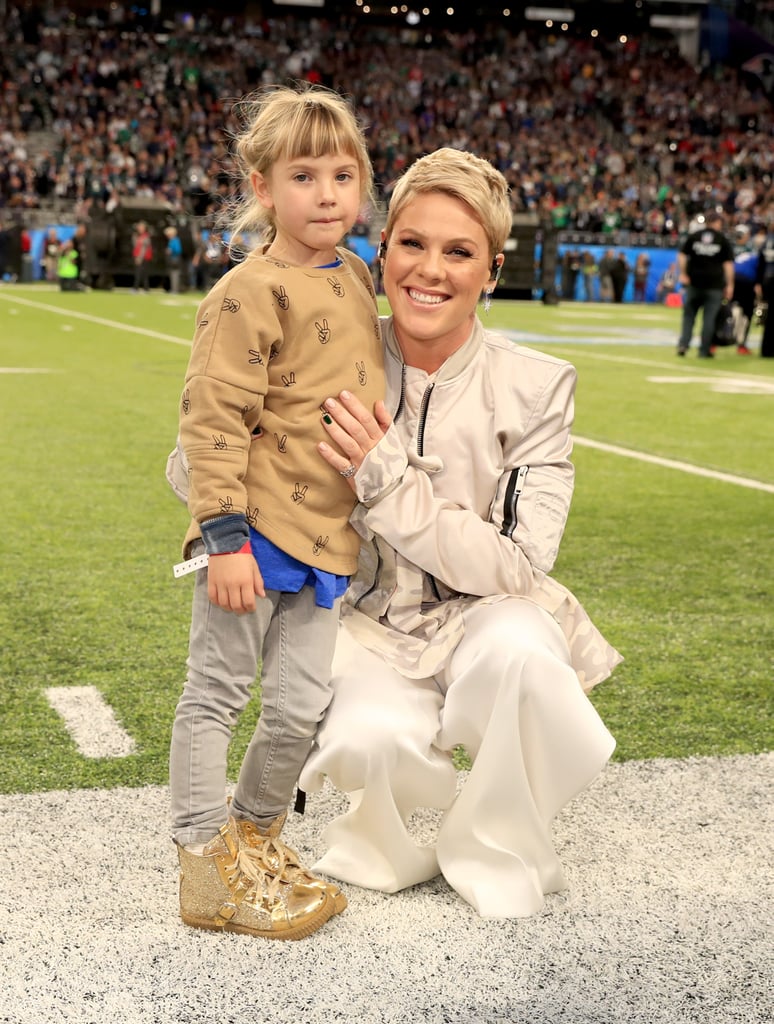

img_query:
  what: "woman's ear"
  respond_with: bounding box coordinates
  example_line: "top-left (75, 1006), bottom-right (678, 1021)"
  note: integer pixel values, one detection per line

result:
top-left (489, 253), bottom-right (504, 285)
top-left (251, 170), bottom-right (274, 210)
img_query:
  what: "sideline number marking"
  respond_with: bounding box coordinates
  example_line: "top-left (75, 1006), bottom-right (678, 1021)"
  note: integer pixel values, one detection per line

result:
top-left (45, 686), bottom-right (137, 759)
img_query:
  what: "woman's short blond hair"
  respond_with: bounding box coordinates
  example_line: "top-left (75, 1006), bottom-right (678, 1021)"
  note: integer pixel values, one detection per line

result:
top-left (385, 148), bottom-right (512, 257)
top-left (228, 84), bottom-right (373, 243)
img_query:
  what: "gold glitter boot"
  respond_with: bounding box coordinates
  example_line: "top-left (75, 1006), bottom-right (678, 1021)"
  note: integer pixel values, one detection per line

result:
top-left (235, 813), bottom-right (348, 916)
top-left (176, 817), bottom-right (336, 939)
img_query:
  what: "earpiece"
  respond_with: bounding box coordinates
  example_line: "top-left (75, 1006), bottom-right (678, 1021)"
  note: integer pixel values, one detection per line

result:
top-left (491, 257), bottom-right (503, 283)
top-left (378, 240), bottom-right (387, 259)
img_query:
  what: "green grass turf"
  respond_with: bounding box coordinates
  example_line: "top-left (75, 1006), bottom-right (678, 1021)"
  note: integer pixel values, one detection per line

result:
top-left (0, 284), bottom-right (771, 793)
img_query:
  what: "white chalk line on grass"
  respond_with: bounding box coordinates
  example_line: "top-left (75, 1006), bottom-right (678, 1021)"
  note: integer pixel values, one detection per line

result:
top-left (0, 291), bottom-right (192, 347)
top-left (574, 436), bottom-right (774, 493)
top-left (5, 291), bottom-right (771, 493)
top-left (0, 367), bottom-right (59, 373)
top-left (45, 685), bottom-right (136, 759)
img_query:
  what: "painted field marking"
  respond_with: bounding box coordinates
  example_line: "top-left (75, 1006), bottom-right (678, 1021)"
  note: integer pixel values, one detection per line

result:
top-left (0, 367), bottom-right (58, 373)
top-left (574, 436), bottom-right (774, 494)
top-left (647, 375), bottom-right (774, 395)
top-left (45, 685), bottom-right (137, 759)
top-left (0, 291), bottom-right (192, 347)
top-left (540, 343), bottom-right (773, 377)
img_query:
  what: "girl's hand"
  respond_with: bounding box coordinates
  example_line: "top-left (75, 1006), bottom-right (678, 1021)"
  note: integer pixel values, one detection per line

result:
top-left (207, 552), bottom-right (265, 613)
top-left (318, 391), bottom-right (391, 490)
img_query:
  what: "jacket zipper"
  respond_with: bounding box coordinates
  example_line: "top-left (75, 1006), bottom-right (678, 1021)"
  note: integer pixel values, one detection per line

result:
top-left (500, 465), bottom-right (529, 538)
top-left (416, 382), bottom-right (435, 457)
top-left (416, 380), bottom-right (440, 597)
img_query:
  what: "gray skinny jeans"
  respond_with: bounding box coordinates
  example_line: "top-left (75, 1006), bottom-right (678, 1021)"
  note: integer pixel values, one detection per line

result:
top-left (169, 556), bottom-right (341, 846)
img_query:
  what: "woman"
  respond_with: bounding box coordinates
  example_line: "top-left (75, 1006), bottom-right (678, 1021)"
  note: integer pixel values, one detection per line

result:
top-left (299, 148), bottom-right (622, 918)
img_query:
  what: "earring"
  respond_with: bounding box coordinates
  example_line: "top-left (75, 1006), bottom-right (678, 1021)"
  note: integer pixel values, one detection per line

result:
top-left (484, 289), bottom-right (493, 314)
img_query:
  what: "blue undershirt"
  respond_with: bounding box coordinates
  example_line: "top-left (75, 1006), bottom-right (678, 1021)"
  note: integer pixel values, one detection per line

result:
top-left (248, 528), bottom-right (348, 610)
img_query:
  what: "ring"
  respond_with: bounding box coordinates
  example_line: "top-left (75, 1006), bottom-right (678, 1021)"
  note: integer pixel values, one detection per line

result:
top-left (339, 463), bottom-right (357, 479)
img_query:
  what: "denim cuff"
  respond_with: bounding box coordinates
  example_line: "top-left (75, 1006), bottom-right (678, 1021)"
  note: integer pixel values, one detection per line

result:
top-left (200, 514), bottom-right (250, 554)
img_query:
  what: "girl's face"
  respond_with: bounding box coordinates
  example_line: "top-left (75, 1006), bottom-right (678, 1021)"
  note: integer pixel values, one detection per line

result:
top-left (383, 191), bottom-right (496, 369)
top-left (252, 152), bottom-right (362, 266)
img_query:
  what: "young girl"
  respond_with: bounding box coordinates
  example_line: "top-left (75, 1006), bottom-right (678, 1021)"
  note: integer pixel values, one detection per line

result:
top-left (168, 84), bottom-right (384, 940)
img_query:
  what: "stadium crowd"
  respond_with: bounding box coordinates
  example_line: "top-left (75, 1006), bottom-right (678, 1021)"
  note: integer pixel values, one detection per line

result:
top-left (1, 2), bottom-right (773, 244)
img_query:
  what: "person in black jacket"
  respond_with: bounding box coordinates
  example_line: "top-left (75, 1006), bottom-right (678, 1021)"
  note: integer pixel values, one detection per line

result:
top-left (754, 229), bottom-right (774, 358)
top-left (676, 212), bottom-right (734, 358)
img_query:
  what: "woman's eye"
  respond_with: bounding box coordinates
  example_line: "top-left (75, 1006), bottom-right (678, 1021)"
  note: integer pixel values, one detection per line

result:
top-left (450, 248), bottom-right (473, 258)
top-left (399, 238), bottom-right (421, 249)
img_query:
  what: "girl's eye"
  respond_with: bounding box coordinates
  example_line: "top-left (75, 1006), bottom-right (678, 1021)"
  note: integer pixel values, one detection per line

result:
top-left (336, 172), bottom-right (353, 182)
top-left (294, 173), bottom-right (310, 183)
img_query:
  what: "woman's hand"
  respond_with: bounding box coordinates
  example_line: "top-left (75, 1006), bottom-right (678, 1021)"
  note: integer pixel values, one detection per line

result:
top-left (318, 390), bottom-right (392, 490)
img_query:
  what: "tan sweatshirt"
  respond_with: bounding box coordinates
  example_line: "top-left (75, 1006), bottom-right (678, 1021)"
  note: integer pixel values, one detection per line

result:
top-left (180, 246), bottom-right (384, 574)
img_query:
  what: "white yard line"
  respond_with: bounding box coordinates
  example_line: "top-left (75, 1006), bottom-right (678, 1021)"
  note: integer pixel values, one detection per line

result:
top-left (44, 685), bottom-right (137, 759)
top-left (574, 436), bottom-right (774, 493)
top-left (0, 291), bottom-right (192, 347)
top-left (0, 367), bottom-right (59, 373)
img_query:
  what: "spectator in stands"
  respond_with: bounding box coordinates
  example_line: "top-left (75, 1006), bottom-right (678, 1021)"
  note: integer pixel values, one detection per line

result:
top-left (676, 212), bottom-right (735, 358)
top-left (3, 7), bottom-right (774, 293)
top-left (580, 250), bottom-right (599, 301)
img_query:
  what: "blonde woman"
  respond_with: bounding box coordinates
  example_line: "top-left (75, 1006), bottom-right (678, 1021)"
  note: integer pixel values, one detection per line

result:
top-left (303, 148), bottom-right (621, 919)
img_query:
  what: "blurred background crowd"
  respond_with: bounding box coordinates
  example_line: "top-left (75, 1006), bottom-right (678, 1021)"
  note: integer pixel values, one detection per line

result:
top-left (1, 0), bottom-right (773, 299)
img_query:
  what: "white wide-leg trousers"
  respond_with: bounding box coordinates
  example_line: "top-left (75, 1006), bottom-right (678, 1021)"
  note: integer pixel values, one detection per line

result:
top-left (300, 597), bottom-right (615, 918)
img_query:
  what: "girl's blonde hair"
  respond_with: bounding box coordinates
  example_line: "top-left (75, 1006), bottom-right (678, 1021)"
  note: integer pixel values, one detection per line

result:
top-left (228, 84), bottom-right (373, 244)
top-left (385, 148), bottom-right (512, 257)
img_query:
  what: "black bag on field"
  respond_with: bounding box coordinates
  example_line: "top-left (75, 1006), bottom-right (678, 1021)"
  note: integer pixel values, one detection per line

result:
top-left (713, 301), bottom-right (738, 347)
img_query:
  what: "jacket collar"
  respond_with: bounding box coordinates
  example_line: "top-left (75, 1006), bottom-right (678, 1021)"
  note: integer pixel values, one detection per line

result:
top-left (381, 316), bottom-right (484, 382)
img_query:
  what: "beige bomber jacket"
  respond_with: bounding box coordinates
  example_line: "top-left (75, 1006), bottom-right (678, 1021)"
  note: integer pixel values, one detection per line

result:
top-left (342, 317), bottom-right (623, 692)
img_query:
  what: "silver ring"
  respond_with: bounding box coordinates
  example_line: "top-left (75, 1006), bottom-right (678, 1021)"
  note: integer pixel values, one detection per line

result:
top-left (340, 463), bottom-right (357, 479)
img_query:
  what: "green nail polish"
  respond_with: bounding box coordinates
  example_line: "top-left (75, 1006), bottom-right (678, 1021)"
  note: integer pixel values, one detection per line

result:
top-left (322, 413), bottom-right (333, 424)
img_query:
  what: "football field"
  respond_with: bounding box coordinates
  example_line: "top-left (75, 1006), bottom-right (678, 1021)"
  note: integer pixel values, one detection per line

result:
top-left (1, 284), bottom-right (771, 1023)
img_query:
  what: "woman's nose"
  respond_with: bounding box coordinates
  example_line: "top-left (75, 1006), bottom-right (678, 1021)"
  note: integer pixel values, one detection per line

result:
top-left (417, 249), bottom-right (444, 278)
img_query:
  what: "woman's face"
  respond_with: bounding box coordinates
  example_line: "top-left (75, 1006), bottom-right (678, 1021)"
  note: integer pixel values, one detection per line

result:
top-left (383, 192), bottom-right (494, 363)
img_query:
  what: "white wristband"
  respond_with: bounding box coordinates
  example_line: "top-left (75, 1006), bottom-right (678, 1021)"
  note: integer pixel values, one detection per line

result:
top-left (173, 552), bottom-right (209, 578)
